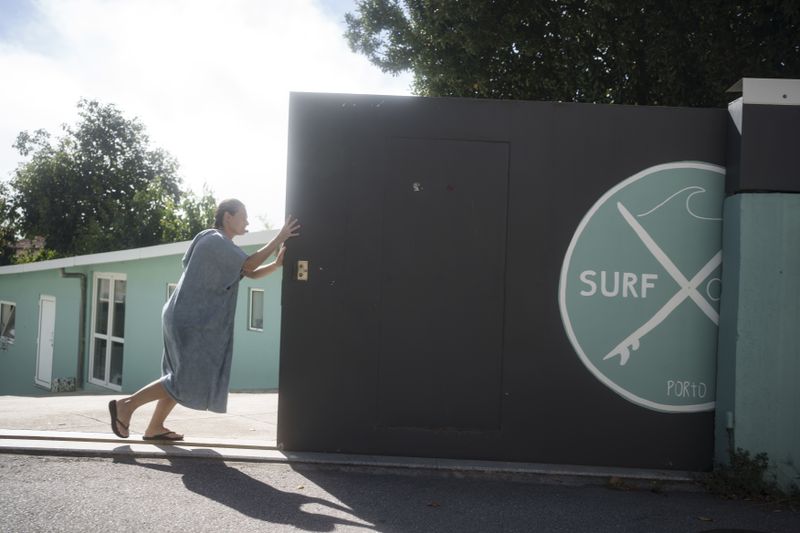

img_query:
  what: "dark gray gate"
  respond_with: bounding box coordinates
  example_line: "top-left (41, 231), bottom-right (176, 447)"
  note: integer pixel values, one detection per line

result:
top-left (379, 138), bottom-right (508, 431)
top-left (278, 93), bottom-right (726, 470)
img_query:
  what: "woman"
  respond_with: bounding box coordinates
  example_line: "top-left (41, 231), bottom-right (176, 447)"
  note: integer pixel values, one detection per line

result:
top-left (108, 199), bottom-right (300, 440)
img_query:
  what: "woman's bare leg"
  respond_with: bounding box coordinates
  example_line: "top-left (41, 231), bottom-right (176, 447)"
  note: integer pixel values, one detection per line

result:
top-left (112, 379), bottom-right (172, 437)
top-left (144, 397), bottom-right (182, 439)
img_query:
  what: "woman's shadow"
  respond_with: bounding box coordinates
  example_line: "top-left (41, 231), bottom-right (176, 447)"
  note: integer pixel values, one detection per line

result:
top-left (113, 446), bottom-right (374, 532)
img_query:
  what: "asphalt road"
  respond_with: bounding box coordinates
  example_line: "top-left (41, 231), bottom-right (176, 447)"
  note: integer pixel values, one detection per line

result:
top-left (1, 453), bottom-right (797, 533)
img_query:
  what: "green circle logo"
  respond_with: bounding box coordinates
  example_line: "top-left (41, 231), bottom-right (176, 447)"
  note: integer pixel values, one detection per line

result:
top-left (559, 162), bottom-right (725, 413)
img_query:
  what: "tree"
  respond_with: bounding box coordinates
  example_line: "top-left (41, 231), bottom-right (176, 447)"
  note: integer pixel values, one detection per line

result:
top-left (0, 181), bottom-right (16, 265)
top-left (159, 185), bottom-right (217, 243)
top-left (11, 99), bottom-right (215, 258)
top-left (345, 1), bottom-right (800, 107)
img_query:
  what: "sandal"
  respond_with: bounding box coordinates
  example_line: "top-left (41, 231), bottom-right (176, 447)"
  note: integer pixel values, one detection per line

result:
top-left (108, 400), bottom-right (129, 439)
top-left (142, 431), bottom-right (184, 441)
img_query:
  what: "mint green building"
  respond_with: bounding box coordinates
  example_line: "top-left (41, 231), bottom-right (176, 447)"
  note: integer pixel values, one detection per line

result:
top-left (0, 230), bottom-right (282, 396)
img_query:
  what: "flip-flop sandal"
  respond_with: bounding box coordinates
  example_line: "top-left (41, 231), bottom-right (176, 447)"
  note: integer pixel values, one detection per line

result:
top-left (142, 431), bottom-right (184, 441)
top-left (108, 400), bottom-right (129, 439)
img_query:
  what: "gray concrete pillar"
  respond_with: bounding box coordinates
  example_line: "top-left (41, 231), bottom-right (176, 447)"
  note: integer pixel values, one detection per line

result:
top-left (716, 78), bottom-right (800, 490)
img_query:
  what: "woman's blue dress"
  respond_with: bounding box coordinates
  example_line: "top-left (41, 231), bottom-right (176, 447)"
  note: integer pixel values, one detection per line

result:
top-left (160, 229), bottom-right (248, 413)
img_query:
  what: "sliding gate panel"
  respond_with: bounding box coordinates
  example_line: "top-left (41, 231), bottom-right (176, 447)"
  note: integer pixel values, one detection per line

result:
top-left (279, 92), bottom-right (728, 470)
top-left (378, 138), bottom-right (508, 431)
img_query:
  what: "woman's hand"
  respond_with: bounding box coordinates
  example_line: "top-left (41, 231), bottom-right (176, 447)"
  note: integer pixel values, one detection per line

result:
top-left (275, 244), bottom-right (287, 267)
top-left (242, 216), bottom-right (299, 278)
top-left (278, 215), bottom-right (301, 243)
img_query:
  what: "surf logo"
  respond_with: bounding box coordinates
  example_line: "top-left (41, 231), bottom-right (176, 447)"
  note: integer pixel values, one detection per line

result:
top-left (559, 162), bottom-right (725, 413)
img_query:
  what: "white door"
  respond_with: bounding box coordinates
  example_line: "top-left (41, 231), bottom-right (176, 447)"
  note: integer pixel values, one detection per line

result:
top-left (35, 295), bottom-right (56, 389)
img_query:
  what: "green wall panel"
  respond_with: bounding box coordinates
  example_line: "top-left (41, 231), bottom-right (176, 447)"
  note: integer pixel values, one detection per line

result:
top-left (716, 193), bottom-right (800, 490)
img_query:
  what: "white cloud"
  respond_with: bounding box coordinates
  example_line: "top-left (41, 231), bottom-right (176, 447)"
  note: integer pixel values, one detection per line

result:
top-left (0, 0), bottom-right (412, 228)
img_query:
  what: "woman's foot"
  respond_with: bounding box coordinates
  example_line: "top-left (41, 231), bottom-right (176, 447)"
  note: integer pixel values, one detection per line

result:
top-left (142, 428), bottom-right (184, 441)
top-left (115, 399), bottom-right (134, 437)
top-left (108, 400), bottom-right (130, 438)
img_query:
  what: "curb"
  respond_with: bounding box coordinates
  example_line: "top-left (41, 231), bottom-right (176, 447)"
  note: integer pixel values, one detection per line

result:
top-left (0, 429), bottom-right (704, 491)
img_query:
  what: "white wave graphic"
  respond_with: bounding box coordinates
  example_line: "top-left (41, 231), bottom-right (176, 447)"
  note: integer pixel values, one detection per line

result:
top-left (636, 186), bottom-right (722, 221)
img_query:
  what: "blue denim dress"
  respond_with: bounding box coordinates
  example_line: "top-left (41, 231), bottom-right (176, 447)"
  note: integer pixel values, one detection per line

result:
top-left (161, 229), bottom-right (248, 413)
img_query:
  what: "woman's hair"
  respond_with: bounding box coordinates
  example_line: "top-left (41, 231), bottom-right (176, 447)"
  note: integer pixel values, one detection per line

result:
top-left (214, 198), bottom-right (245, 229)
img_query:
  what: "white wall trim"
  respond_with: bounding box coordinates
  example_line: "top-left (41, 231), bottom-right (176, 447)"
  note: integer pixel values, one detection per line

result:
top-left (0, 229), bottom-right (279, 276)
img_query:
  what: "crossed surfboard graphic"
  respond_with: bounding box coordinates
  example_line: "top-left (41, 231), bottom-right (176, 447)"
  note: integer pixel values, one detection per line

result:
top-left (560, 163), bottom-right (724, 412)
top-left (603, 201), bottom-right (721, 366)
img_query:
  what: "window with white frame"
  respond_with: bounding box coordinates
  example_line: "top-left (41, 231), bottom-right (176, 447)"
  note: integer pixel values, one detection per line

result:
top-left (89, 273), bottom-right (126, 390)
top-left (249, 288), bottom-right (264, 331)
top-left (0, 301), bottom-right (15, 345)
top-left (166, 283), bottom-right (178, 301)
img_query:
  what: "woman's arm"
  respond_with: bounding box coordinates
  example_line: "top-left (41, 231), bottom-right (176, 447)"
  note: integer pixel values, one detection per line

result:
top-left (242, 245), bottom-right (286, 279)
top-left (241, 216), bottom-right (300, 276)
top-left (243, 262), bottom-right (279, 279)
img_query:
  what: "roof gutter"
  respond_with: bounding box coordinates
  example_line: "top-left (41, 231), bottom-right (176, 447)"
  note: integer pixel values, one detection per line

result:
top-left (60, 268), bottom-right (86, 390)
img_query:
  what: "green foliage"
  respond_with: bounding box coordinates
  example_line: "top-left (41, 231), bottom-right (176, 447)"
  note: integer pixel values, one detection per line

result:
top-left (704, 448), bottom-right (799, 504)
top-left (160, 185), bottom-right (217, 243)
top-left (0, 181), bottom-right (16, 266)
top-left (345, 1), bottom-right (800, 107)
top-left (12, 248), bottom-right (59, 264)
top-left (9, 99), bottom-right (216, 260)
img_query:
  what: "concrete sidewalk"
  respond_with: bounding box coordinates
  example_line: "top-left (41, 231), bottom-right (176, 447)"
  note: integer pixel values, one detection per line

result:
top-left (0, 391), bottom-right (278, 443)
top-left (0, 392), bottom-right (701, 489)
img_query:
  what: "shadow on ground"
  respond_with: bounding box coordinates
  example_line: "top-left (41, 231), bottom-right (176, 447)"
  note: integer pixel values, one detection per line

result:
top-left (112, 447), bottom-right (374, 531)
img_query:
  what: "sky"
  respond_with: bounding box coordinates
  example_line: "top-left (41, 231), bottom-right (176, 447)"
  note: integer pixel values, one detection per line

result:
top-left (0, 0), bottom-right (413, 229)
